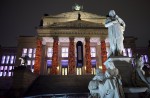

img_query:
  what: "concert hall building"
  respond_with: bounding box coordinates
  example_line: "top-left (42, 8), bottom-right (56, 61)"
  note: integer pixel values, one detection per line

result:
top-left (0, 4), bottom-right (149, 97)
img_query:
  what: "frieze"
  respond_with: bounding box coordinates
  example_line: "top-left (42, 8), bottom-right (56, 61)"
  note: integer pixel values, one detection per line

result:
top-left (38, 31), bottom-right (107, 37)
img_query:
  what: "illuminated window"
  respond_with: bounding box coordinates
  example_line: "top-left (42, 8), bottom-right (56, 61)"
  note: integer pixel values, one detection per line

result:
top-left (123, 49), bottom-right (127, 56)
top-left (0, 66), bottom-right (4, 71)
top-left (27, 60), bottom-right (31, 65)
top-left (62, 47), bottom-right (68, 57)
top-left (8, 72), bottom-right (12, 76)
top-left (10, 56), bottom-right (14, 64)
top-left (3, 72), bottom-right (6, 76)
top-left (91, 60), bottom-right (96, 75)
top-left (47, 47), bottom-right (53, 57)
top-left (92, 68), bottom-right (96, 75)
top-left (31, 69), bottom-right (34, 72)
top-left (32, 60), bottom-right (35, 65)
top-left (144, 55), bottom-right (148, 63)
top-left (127, 48), bottom-right (132, 57)
top-left (33, 48), bottom-right (36, 58)
top-left (91, 60), bottom-right (96, 67)
top-left (141, 55), bottom-right (145, 63)
top-left (21, 48), bottom-right (36, 72)
top-left (1, 56), bottom-right (6, 64)
top-left (62, 68), bottom-right (68, 75)
top-left (77, 68), bottom-right (82, 75)
top-left (47, 60), bottom-right (52, 67)
top-left (31, 60), bottom-right (35, 72)
top-left (22, 48), bottom-right (27, 56)
top-left (4, 66), bottom-right (7, 70)
top-left (9, 66), bottom-right (12, 70)
top-left (28, 48), bottom-right (33, 58)
top-left (91, 47), bottom-right (96, 57)
top-left (6, 56), bottom-right (10, 64)
top-left (47, 68), bottom-right (51, 74)
top-left (0, 72), bottom-right (2, 76)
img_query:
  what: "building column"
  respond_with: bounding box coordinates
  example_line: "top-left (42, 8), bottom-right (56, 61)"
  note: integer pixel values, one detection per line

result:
top-left (68, 37), bottom-right (76, 74)
top-left (51, 37), bottom-right (59, 75)
top-left (101, 40), bottom-right (107, 72)
top-left (40, 39), bottom-right (47, 75)
top-left (34, 38), bottom-right (42, 74)
top-left (85, 37), bottom-right (92, 74)
top-left (96, 42), bottom-right (101, 69)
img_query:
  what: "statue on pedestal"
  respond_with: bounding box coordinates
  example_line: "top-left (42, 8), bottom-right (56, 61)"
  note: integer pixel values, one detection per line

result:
top-left (88, 69), bottom-right (105, 98)
top-left (104, 60), bottom-right (125, 98)
top-left (88, 60), bottom-right (125, 98)
top-left (105, 10), bottom-right (126, 57)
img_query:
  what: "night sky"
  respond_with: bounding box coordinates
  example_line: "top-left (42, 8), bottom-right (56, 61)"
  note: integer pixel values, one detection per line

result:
top-left (0, 0), bottom-right (150, 47)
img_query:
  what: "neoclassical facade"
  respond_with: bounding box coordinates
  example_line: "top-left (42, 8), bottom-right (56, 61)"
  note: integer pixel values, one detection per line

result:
top-left (35, 9), bottom-right (109, 75)
top-left (14, 8), bottom-right (139, 76)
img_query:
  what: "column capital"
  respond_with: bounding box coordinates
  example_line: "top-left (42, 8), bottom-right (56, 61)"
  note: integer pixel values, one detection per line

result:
top-left (69, 37), bottom-right (74, 41)
top-left (42, 38), bottom-right (46, 45)
top-left (85, 37), bottom-right (90, 39)
top-left (85, 37), bottom-right (90, 42)
top-left (100, 36), bottom-right (107, 42)
top-left (53, 36), bottom-right (58, 40)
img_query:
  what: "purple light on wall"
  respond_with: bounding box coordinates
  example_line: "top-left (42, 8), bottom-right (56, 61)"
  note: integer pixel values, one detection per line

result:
top-left (145, 55), bottom-right (148, 62)
top-left (127, 48), bottom-right (132, 57)
top-left (47, 60), bottom-right (52, 67)
top-left (61, 60), bottom-right (68, 67)
top-left (91, 60), bottom-right (96, 67)
top-left (123, 49), bottom-right (127, 56)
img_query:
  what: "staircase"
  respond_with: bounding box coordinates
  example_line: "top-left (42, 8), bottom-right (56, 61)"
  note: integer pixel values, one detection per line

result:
top-left (24, 75), bottom-right (93, 97)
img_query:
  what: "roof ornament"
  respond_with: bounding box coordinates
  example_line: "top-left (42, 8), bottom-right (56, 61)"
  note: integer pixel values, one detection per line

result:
top-left (78, 13), bottom-right (81, 20)
top-left (72, 3), bottom-right (83, 11)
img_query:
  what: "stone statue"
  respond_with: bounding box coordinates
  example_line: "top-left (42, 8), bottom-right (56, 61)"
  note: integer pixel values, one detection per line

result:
top-left (88, 60), bottom-right (125, 98)
top-left (19, 55), bottom-right (29, 66)
top-left (105, 10), bottom-right (126, 57)
top-left (93, 68), bottom-right (105, 81)
top-left (104, 60), bottom-right (125, 98)
top-left (88, 69), bottom-right (105, 98)
top-left (78, 13), bottom-right (81, 20)
top-left (132, 55), bottom-right (150, 88)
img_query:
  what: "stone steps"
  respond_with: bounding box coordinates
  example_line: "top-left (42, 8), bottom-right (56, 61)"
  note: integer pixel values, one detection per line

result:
top-left (24, 75), bottom-right (93, 97)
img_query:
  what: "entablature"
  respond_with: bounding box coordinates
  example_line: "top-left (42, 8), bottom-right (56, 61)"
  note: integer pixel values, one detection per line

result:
top-left (37, 28), bottom-right (108, 38)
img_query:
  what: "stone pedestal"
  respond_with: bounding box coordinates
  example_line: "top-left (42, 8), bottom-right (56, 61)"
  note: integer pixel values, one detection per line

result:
top-left (8, 66), bottom-right (37, 97)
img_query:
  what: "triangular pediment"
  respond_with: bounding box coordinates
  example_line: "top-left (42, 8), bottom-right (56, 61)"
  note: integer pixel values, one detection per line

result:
top-left (46, 11), bottom-right (105, 19)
